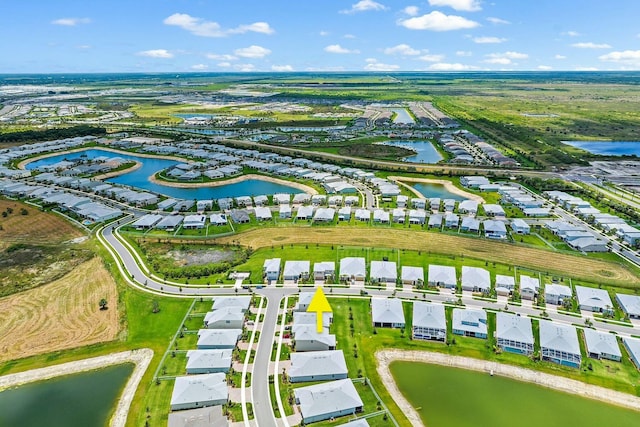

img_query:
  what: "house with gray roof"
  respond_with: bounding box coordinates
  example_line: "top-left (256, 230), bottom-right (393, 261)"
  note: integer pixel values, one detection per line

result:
top-left (156, 215), bottom-right (184, 231)
top-left (408, 209), bottom-right (426, 225)
top-left (460, 216), bottom-right (480, 233)
top-left (184, 214), bottom-right (207, 229)
top-left (337, 206), bottom-right (351, 221)
top-left (295, 292), bottom-right (315, 312)
top-left (283, 260), bottom-right (311, 281)
top-left (289, 350), bottom-right (348, 383)
top-left (520, 275), bottom-right (540, 301)
top-left (445, 213), bottom-right (459, 229)
top-left (428, 265), bottom-right (457, 289)
top-left (168, 405), bottom-right (229, 427)
top-left (314, 208), bottom-right (335, 222)
top-left (263, 258), bottom-right (281, 282)
top-left (544, 284), bottom-right (573, 306)
top-left (210, 213), bottom-right (227, 226)
top-left (373, 209), bottom-right (389, 223)
top-left (197, 329), bottom-right (242, 350)
top-left (170, 373), bottom-right (228, 411)
top-left (616, 293), bottom-right (640, 319)
top-left (296, 205), bottom-right (314, 220)
top-left (204, 307), bottom-right (244, 329)
top-left (229, 209), bottom-right (250, 223)
top-left (452, 308), bottom-right (487, 339)
top-left (293, 325), bottom-right (336, 352)
top-left (314, 262), bottom-right (335, 282)
top-left (511, 219), bottom-right (531, 235)
top-left (495, 275), bottom-right (515, 294)
top-left (575, 285), bottom-right (614, 314)
top-left (412, 301), bottom-right (446, 342)
top-left (339, 257), bottom-right (366, 282)
top-left (212, 296), bottom-right (251, 313)
top-left (428, 214), bottom-right (442, 228)
top-left (401, 266), bottom-right (424, 286)
top-left (132, 213), bottom-right (163, 230)
top-left (372, 298), bottom-right (405, 328)
top-left (254, 206), bottom-right (272, 221)
top-left (539, 320), bottom-right (581, 368)
top-left (458, 199), bottom-right (478, 215)
top-left (582, 329), bottom-right (621, 362)
top-left (483, 204), bottom-right (506, 217)
top-left (622, 337), bottom-right (640, 370)
top-left (294, 379), bottom-right (363, 424)
top-left (484, 220), bottom-right (507, 239)
top-left (370, 261), bottom-right (397, 283)
top-left (568, 237), bottom-right (608, 252)
top-left (293, 312), bottom-right (333, 329)
top-left (186, 349), bottom-right (233, 374)
top-left (496, 312), bottom-right (534, 355)
top-left (461, 266), bottom-right (490, 293)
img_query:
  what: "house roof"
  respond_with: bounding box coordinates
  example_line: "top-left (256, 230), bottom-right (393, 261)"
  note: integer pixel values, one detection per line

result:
top-left (623, 337), bottom-right (640, 363)
top-left (413, 301), bottom-right (446, 330)
top-left (545, 284), bottom-right (572, 297)
top-left (461, 266), bottom-right (490, 289)
top-left (495, 275), bottom-right (515, 288)
top-left (263, 258), bottom-right (281, 272)
top-left (339, 419), bottom-right (370, 427)
top-left (284, 260), bottom-right (311, 277)
top-left (204, 307), bottom-right (244, 325)
top-left (293, 311), bottom-right (333, 329)
top-left (297, 205), bottom-right (315, 218)
top-left (496, 312), bottom-right (534, 344)
top-left (212, 296), bottom-right (251, 312)
top-left (401, 266), bottom-right (424, 282)
top-left (197, 329), bottom-right (242, 347)
top-left (539, 320), bottom-right (580, 355)
top-left (254, 206), bottom-right (272, 219)
top-left (461, 217), bottom-right (480, 228)
top-left (370, 261), bottom-right (397, 280)
top-left (293, 325), bottom-right (336, 347)
top-left (314, 208), bottom-right (335, 221)
top-left (167, 405), bottom-right (229, 427)
top-left (452, 308), bottom-right (487, 335)
top-left (511, 218), bottom-right (530, 229)
top-left (372, 298), bottom-right (405, 325)
top-left (314, 262), bottom-right (335, 273)
top-left (575, 286), bottom-right (613, 310)
top-left (340, 257), bottom-right (366, 277)
top-left (289, 350), bottom-right (348, 379)
top-left (616, 293), bottom-right (640, 317)
top-left (458, 199), bottom-right (478, 212)
top-left (428, 265), bottom-right (456, 285)
top-left (186, 350), bottom-right (233, 370)
top-left (132, 214), bottom-right (163, 228)
top-left (294, 379), bottom-right (363, 420)
top-left (583, 328), bottom-right (621, 358)
top-left (484, 220), bottom-right (507, 233)
top-left (520, 275), bottom-right (540, 291)
top-left (171, 373), bottom-right (228, 407)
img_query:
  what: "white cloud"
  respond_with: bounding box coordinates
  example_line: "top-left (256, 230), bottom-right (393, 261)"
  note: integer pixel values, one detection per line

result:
top-left (487, 17), bottom-right (510, 25)
top-left (571, 42), bottom-right (611, 49)
top-left (383, 44), bottom-right (420, 56)
top-left (76, 45), bottom-right (91, 50)
top-left (206, 53), bottom-right (238, 61)
top-left (319, 31), bottom-right (330, 36)
top-left (456, 50), bottom-right (472, 56)
top-left (137, 49), bottom-right (173, 58)
top-left (554, 54), bottom-right (566, 59)
top-left (272, 64), bottom-right (294, 71)
top-left (325, 44), bottom-right (360, 54)
top-left (403, 6), bottom-right (419, 16)
top-left (399, 11), bottom-right (479, 31)
top-left (599, 50), bottom-right (640, 67)
top-left (575, 67), bottom-right (598, 71)
top-left (305, 66), bottom-right (346, 71)
top-left (163, 13), bottom-right (274, 37)
top-left (484, 51), bottom-right (528, 65)
top-left (473, 36), bottom-right (507, 44)
top-left (537, 65), bottom-right (552, 70)
top-left (51, 17), bottom-right (91, 26)
top-left (427, 0), bottom-right (482, 12)
top-left (429, 62), bottom-right (475, 71)
top-left (563, 31), bottom-right (581, 37)
top-left (364, 59), bottom-right (400, 71)
top-left (235, 64), bottom-right (256, 72)
top-left (217, 62), bottom-right (232, 68)
top-left (344, 34), bottom-right (356, 39)
top-left (234, 45), bottom-right (271, 58)
top-left (191, 64), bottom-right (208, 70)
top-left (340, 0), bottom-right (387, 14)
top-left (419, 54), bottom-right (445, 62)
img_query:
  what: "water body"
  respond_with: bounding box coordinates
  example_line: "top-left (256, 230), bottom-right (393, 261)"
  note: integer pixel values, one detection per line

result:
top-left (412, 183), bottom-right (466, 201)
top-left (390, 108), bottom-right (415, 125)
top-left (390, 361), bottom-right (640, 427)
top-left (0, 364), bottom-right (133, 427)
top-left (173, 113), bottom-right (220, 119)
top-left (562, 141), bottom-right (640, 156)
top-left (278, 126), bottom-right (346, 132)
top-left (25, 149), bottom-right (303, 199)
top-left (381, 140), bottom-right (443, 164)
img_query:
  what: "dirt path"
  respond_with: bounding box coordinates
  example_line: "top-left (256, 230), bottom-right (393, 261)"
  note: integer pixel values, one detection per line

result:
top-left (388, 176), bottom-right (485, 203)
top-left (148, 172), bottom-right (319, 194)
top-left (376, 349), bottom-right (640, 427)
top-left (0, 349), bottom-right (153, 427)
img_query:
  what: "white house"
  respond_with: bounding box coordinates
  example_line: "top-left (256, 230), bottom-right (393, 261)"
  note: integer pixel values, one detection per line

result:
top-left (428, 265), bottom-right (457, 289)
top-left (197, 329), bottom-right (242, 349)
top-left (371, 298), bottom-right (405, 328)
top-left (583, 328), bottom-right (621, 362)
top-left (539, 320), bottom-right (581, 368)
top-left (183, 214), bottom-right (207, 229)
top-left (520, 275), bottom-right (540, 301)
top-left (412, 301), bottom-right (446, 342)
top-left (370, 261), bottom-right (397, 283)
top-left (313, 262), bottom-right (335, 282)
top-left (339, 257), bottom-right (366, 282)
top-left (401, 266), bottom-right (424, 286)
top-left (495, 312), bottom-right (534, 355)
top-left (544, 284), bottom-right (573, 306)
top-left (484, 220), bottom-right (507, 239)
top-left (294, 379), bottom-right (363, 424)
top-left (616, 293), bottom-right (640, 319)
top-left (263, 258), bottom-right (281, 282)
top-left (283, 260), bottom-right (311, 282)
top-left (170, 373), bottom-right (228, 411)
top-left (289, 350), bottom-right (348, 383)
top-left (212, 296), bottom-right (251, 312)
top-left (452, 308), bottom-right (487, 339)
top-left (511, 218), bottom-right (531, 235)
top-left (461, 266), bottom-right (490, 293)
top-left (185, 349), bottom-right (233, 374)
top-left (254, 206), bottom-right (272, 221)
top-left (204, 307), bottom-right (245, 329)
top-left (575, 286), bottom-right (614, 314)
top-left (293, 325), bottom-right (336, 352)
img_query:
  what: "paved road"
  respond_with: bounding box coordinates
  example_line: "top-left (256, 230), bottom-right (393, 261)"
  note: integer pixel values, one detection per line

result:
top-left (252, 288), bottom-right (297, 427)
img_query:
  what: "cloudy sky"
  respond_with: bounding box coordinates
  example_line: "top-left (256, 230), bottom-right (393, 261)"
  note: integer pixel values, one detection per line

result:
top-left (1, 0), bottom-right (640, 73)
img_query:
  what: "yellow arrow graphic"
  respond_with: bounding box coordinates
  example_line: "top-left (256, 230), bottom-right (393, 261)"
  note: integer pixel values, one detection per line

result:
top-left (306, 287), bottom-right (332, 333)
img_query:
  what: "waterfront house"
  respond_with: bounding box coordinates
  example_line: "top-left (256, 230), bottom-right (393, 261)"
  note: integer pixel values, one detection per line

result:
top-left (539, 320), bottom-right (581, 368)
top-left (294, 379), bottom-right (363, 424)
top-left (583, 329), bottom-right (621, 362)
top-left (371, 298), bottom-right (405, 328)
top-left (170, 373), bottom-right (228, 411)
top-left (289, 350), bottom-right (348, 383)
top-left (495, 312), bottom-right (534, 355)
top-left (412, 301), bottom-right (446, 342)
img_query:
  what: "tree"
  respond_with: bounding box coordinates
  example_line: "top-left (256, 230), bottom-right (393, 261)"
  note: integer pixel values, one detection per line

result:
top-left (99, 298), bottom-right (108, 310)
top-left (152, 299), bottom-right (160, 313)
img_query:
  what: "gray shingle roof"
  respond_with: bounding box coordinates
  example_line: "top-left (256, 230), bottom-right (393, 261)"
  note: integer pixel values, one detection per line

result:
top-left (413, 301), bottom-right (446, 330)
top-left (171, 373), bottom-right (228, 408)
top-left (582, 328), bottom-right (621, 358)
top-left (289, 350), bottom-right (348, 379)
top-left (539, 320), bottom-right (580, 355)
top-left (371, 298), bottom-right (405, 325)
top-left (295, 379), bottom-right (363, 420)
top-left (495, 312), bottom-right (534, 344)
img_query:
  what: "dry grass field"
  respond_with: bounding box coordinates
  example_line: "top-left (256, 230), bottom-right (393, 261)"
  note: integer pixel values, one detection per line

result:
top-left (0, 257), bottom-right (119, 363)
top-left (0, 199), bottom-right (84, 250)
top-left (216, 227), bottom-right (638, 286)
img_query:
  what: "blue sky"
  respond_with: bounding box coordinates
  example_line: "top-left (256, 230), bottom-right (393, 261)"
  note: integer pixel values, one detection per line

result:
top-left (1, 0), bottom-right (640, 73)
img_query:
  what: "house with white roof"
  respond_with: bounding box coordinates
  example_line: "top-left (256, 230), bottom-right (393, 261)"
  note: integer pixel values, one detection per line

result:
top-left (401, 266), bottom-right (424, 286)
top-left (392, 208), bottom-right (405, 223)
top-left (372, 298), bottom-right (405, 328)
top-left (484, 220), bottom-right (507, 239)
top-left (575, 285), bottom-right (614, 314)
top-left (520, 275), bottom-right (540, 301)
top-left (294, 379), bottom-right (363, 424)
top-left (458, 199), bottom-right (478, 215)
top-left (373, 209), bottom-right (389, 224)
top-left (396, 195), bottom-right (408, 208)
top-left (254, 206), bottom-right (272, 221)
top-left (483, 204), bottom-right (506, 217)
top-left (210, 213), bottom-right (227, 226)
top-left (186, 349), bottom-right (233, 374)
top-left (313, 208), bottom-right (335, 222)
top-left (568, 237), bottom-right (608, 253)
top-left (279, 204), bottom-right (292, 219)
top-left (313, 262), bottom-right (335, 282)
top-left (583, 329), bottom-right (621, 362)
top-left (544, 284), bottom-right (573, 306)
top-left (428, 265), bottom-right (457, 289)
top-left (615, 293), bottom-right (640, 319)
top-left (460, 217), bottom-right (480, 233)
top-left (496, 312), bottom-right (534, 355)
top-left (370, 261), bottom-right (397, 283)
top-left (452, 308), bottom-right (487, 339)
top-left (283, 260), bottom-right (311, 282)
top-left (339, 257), bottom-right (366, 282)
top-left (622, 337), bottom-right (640, 369)
top-left (461, 266), bottom-right (490, 293)
top-left (495, 274), bottom-right (515, 296)
top-left (539, 320), bottom-right (581, 368)
top-left (293, 325), bottom-right (336, 352)
top-left (297, 205), bottom-right (314, 221)
top-left (132, 214), bottom-right (163, 230)
top-left (511, 219), bottom-right (530, 235)
top-left (411, 198), bottom-right (426, 209)
top-left (289, 350), bottom-right (348, 383)
top-left (204, 307), bottom-right (245, 329)
top-left (156, 215), bottom-right (184, 231)
top-left (408, 209), bottom-right (426, 225)
top-left (184, 214), bottom-right (207, 229)
top-left (445, 213), bottom-right (459, 229)
top-left (197, 329), bottom-right (242, 350)
top-left (212, 296), bottom-right (251, 312)
top-left (170, 373), bottom-right (228, 411)
top-left (412, 301), bottom-right (446, 342)
top-left (263, 258), bottom-right (281, 282)
top-left (167, 406), bottom-right (228, 427)
top-left (294, 292), bottom-right (315, 312)
top-left (337, 206), bottom-right (351, 221)
top-left (428, 214), bottom-right (442, 228)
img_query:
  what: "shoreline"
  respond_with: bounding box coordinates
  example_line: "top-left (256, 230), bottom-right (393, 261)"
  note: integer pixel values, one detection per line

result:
top-left (388, 176), bottom-right (485, 203)
top-left (149, 173), bottom-right (319, 195)
top-left (376, 349), bottom-right (640, 427)
top-left (93, 160), bottom-right (142, 180)
top-left (0, 348), bottom-right (154, 427)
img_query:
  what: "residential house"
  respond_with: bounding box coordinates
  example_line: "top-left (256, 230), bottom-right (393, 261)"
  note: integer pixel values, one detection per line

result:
top-left (575, 286), bottom-right (614, 314)
top-left (296, 205), bottom-right (314, 221)
top-left (583, 329), bottom-right (622, 362)
top-left (289, 350), bottom-right (348, 383)
top-left (279, 204), bottom-right (292, 219)
top-left (293, 325), bottom-right (336, 352)
top-left (511, 219), bottom-right (531, 235)
top-left (254, 206), bottom-right (272, 221)
top-left (197, 329), bottom-right (242, 349)
top-left (483, 204), bottom-right (506, 217)
top-left (212, 296), bottom-right (251, 312)
top-left (204, 307), bottom-right (245, 329)
top-left (428, 265), bottom-right (457, 289)
top-left (283, 261), bottom-right (311, 282)
top-left (445, 213), bottom-right (459, 229)
top-left (616, 293), bottom-right (640, 319)
top-left (185, 349), bottom-right (233, 374)
top-left (373, 209), bottom-right (390, 224)
top-left (495, 312), bottom-right (534, 355)
top-left (539, 320), bottom-right (581, 368)
top-left (460, 217), bottom-right (480, 233)
top-left (408, 209), bottom-right (426, 225)
top-left (452, 308), bottom-right (487, 339)
top-left (458, 199), bottom-right (478, 215)
top-left (338, 207), bottom-right (351, 221)
top-left (132, 214), bottom-right (163, 230)
top-left (170, 373), bottom-right (228, 411)
top-left (428, 214), bottom-right (442, 228)
top-left (183, 214), bottom-right (207, 229)
top-left (294, 379), bottom-right (363, 424)
top-left (401, 266), bottom-right (424, 286)
top-left (263, 258), bottom-right (281, 282)
top-left (520, 275), bottom-right (540, 301)
top-left (339, 257), bottom-right (366, 282)
top-left (461, 266), bottom-right (491, 293)
top-left (484, 220), bottom-right (507, 239)
top-left (412, 301), bottom-right (446, 342)
top-left (371, 298), bottom-right (405, 328)
top-left (622, 337), bottom-right (640, 369)
top-left (495, 275), bottom-right (515, 296)
top-left (544, 284), bottom-right (573, 306)
top-left (370, 261), bottom-right (397, 284)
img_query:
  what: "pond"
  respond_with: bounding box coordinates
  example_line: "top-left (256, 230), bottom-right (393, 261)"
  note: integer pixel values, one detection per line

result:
top-left (380, 140), bottom-right (443, 164)
top-left (390, 108), bottom-right (415, 125)
top-left (412, 183), bottom-right (466, 201)
top-left (562, 141), bottom-right (640, 156)
top-left (0, 363), bottom-right (133, 427)
top-left (390, 361), bottom-right (640, 427)
top-left (25, 149), bottom-right (304, 199)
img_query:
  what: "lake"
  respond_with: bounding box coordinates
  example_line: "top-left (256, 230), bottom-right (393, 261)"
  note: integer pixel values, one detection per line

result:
top-left (390, 361), bottom-right (640, 427)
top-left (562, 141), bottom-right (640, 156)
top-left (412, 183), bottom-right (466, 201)
top-left (25, 149), bottom-right (303, 199)
top-left (380, 140), bottom-right (443, 164)
top-left (390, 108), bottom-right (415, 125)
top-left (0, 363), bottom-right (133, 427)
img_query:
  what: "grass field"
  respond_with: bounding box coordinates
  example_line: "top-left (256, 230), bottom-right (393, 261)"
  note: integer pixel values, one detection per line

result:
top-left (0, 257), bottom-right (119, 363)
top-left (215, 226), bottom-right (639, 287)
